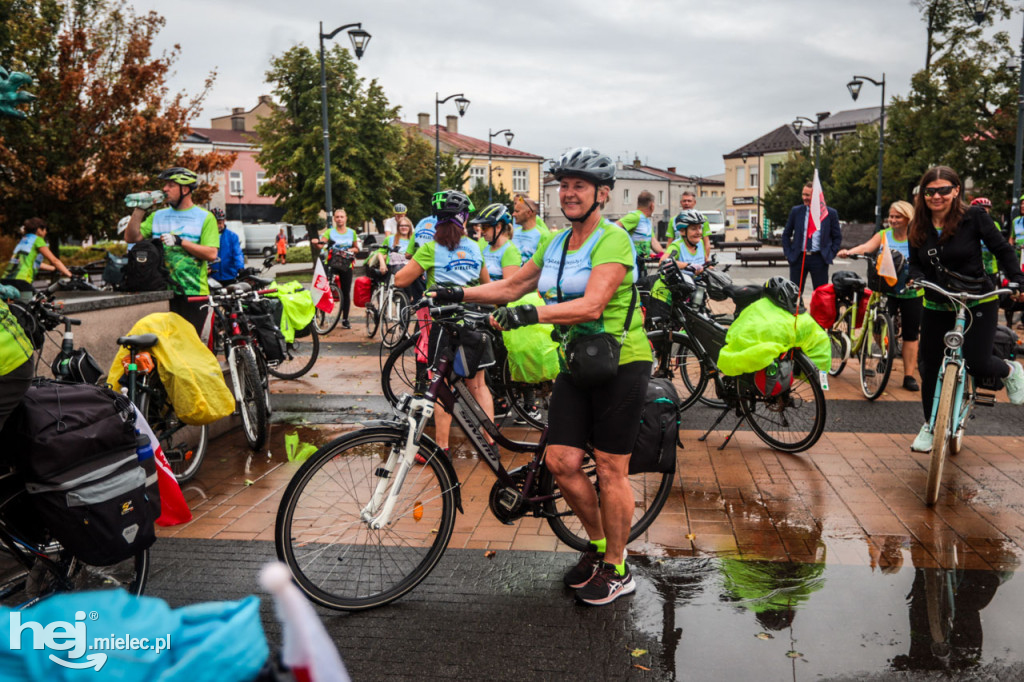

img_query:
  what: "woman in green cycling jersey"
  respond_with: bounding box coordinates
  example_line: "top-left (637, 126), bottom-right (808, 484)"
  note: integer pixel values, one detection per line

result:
top-left (376, 215), bottom-right (414, 276)
top-left (430, 148), bottom-right (650, 607)
top-left (838, 200), bottom-right (921, 391)
top-left (6, 218), bottom-right (72, 282)
top-left (471, 204), bottom-right (521, 282)
top-left (0, 296), bottom-right (33, 431)
top-left (394, 190), bottom-right (493, 455)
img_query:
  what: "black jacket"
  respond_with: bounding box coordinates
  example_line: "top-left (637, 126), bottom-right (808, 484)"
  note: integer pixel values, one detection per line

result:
top-left (908, 206), bottom-right (1024, 306)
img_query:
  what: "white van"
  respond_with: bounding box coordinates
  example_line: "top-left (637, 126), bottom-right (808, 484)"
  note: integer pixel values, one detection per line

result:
top-left (243, 223), bottom-right (293, 257)
top-left (704, 210), bottom-right (726, 244)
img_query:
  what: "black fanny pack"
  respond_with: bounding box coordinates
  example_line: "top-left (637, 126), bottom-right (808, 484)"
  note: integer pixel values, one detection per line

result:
top-left (927, 248), bottom-right (992, 295)
top-left (556, 233), bottom-right (638, 388)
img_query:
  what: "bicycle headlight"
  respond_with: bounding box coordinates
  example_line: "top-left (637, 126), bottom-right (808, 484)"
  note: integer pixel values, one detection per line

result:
top-left (943, 330), bottom-right (964, 349)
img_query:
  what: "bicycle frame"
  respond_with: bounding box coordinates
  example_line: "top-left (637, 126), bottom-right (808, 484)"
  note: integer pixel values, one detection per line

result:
top-left (925, 305), bottom-right (970, 437)
top-left (363, 321), bottom-right (553, 529)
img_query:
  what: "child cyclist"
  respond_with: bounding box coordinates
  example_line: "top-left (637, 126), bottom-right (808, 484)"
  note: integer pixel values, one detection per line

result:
top-left (646, 210), bottom-right (708, 325)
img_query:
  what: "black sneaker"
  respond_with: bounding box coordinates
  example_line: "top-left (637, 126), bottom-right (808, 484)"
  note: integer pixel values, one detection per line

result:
top-left (575, 562), bottom-right (636, 606)
top-left (563, 550), bottom-right (604, 588)
top-left (514, 405), bottom-right (543, 425)
top-left (903, 376), bottom-right (920, 392)
top-left (493, 399), bottom-right (512, 418)
top-left (341, 319), bottom-right (351, 329)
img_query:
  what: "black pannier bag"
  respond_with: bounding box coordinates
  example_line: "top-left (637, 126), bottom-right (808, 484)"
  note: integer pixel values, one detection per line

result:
top-left (121, 238), bottom-right (169, 292)
top-left (629, 378), bottom-right (679, 475)
top-left (246, 298), bottom-right (287, 363)
top-left (451, 327), bottom-right (496, 379)
top-left (1, 379), bottom-right (156, 565)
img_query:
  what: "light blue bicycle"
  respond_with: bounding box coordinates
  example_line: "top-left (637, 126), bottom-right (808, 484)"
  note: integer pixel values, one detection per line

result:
top-left (915, 279), bottom-right (1017, 505)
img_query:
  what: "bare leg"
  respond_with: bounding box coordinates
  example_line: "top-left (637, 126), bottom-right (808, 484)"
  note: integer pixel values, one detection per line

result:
top-left (433, 404), bottom-right (452, 450)
top-left (545, 445), bottom-right (602, 541)
top-left (903, 339), bottom-right (919, 381)
top-left (465, 372), bottom-right (495, 445)
top-left (590, 450), bottom-right (633, 563)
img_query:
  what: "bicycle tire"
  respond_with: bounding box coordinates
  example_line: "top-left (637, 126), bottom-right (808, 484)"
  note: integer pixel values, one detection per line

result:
top-left (0, 487), bottom-right (149, 607)
top-left (649, 331), bottom-right (708, 413)
top-left (860, 309), bottom-right (895, 400)
top-left (495, 353), bottom-right (551, 429)
top-left (539, 455), bottom-right (674, 552)
top-left (252, 342), bottom-right (273, 416)
top-left (381, 329), bottom-right (427, 407)
top-left (380, 289), bottom-right (411, 350)
top-left (314, 284), bottom-right (343, 334)
top-left (950, 374), bottom-right (974, 456)
top-left (230, 344), bottom-right (269, 451)
top-left (267, 331), bottom-right (320, 380)
top-left (742, 350), bottom-right (826, 453)
top-left (275, 426), bottom-right (456, 611)
top-left (829, 312), bottom-right (850, 377)
top-left (926, 364), bottom-right (959, 505)
top-left (678, 340), bottom-right (725, 408)
top-left (138, 372), bottom-right (208, 483)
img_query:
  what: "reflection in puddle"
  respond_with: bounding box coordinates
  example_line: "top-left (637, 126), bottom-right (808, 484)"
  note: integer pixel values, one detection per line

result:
top-left (629, 540), bottom-right (1022, 679)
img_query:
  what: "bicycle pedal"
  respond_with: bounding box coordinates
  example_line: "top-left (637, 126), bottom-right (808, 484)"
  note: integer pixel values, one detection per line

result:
top-left (862, 369), bottom-right (876, 378)
top-left (975, 392), bottom-right (996, 407)
top-left (374, 467), bottom-right (391, 478)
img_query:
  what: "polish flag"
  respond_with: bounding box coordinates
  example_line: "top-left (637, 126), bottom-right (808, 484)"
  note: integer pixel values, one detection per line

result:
top-left (132, 404), bottom-right (192, 526)
top-left (311, 257), bottom-right (335, 314)
top-left (260, 562), bottom-right (351, 682)
top-left (806, 168), bottom-right (829, 251)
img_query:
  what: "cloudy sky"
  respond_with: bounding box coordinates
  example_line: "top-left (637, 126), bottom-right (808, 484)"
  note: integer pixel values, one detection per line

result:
top-left (127, 0), bottom-right (1019, 178)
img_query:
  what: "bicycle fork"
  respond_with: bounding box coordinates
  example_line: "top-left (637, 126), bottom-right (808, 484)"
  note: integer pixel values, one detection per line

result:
top-left (361, 397), bottom-right (434, 530)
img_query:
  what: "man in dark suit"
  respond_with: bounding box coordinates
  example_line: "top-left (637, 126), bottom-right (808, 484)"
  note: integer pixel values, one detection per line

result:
top-left (782, 182), bottom-right (842, 295)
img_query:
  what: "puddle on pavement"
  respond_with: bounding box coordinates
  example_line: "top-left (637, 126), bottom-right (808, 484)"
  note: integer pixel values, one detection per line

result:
top-left (627, 551), bottom-right (1024, 680)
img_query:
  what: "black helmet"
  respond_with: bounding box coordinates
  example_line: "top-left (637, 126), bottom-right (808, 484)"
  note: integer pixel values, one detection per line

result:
top-left (431, 189), bottom-right (474, 224)
top-left (831, 270), bottom-right (866, 300)
top-left (764, 276), bottom-right (800, 315)
top-left (469, 203), bottom-right (511, 227)
top-left (211, 207), bottom-right (226, 220)
top-left (158, 167), bottom-right (199, 186)
top-left (549, 147), bottom-right (616, 188)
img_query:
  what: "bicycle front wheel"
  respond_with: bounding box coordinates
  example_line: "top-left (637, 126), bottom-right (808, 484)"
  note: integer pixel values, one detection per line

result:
top-left (381, 329), bottom-right (427, 406)
top-left (860, 309), bottom-right (895, 400)
top-left (539, 454), bottom-right (674, 552)
top-left (230, 344), bottom-right (269, 451)
top-left (267, 332), bottom-right (320, 380)
top-left (926, 364), bottom-right (960, 506)
top-left (138, 372), bottom-right (208, 483)
top-left (275, 427), bottom-right (457, 611)
top-left (365, 287), bottom-right (382, 338)
top-left (381, 289), bottom-right (411, 350)
top-left (0, 486), bottom-right (149, 607)
top-left (742, 350), bottom-right (826, 453)
top-left (649, 331), bottom-right (708, 412)
top-left (829, 312), bottom-right (850, 377)
top-left (314, 284), bottom-right (343, 334)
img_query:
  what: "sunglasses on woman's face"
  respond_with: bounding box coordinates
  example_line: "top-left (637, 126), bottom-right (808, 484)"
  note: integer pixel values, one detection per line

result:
top-left (923, 185), bottom-right (956, 198)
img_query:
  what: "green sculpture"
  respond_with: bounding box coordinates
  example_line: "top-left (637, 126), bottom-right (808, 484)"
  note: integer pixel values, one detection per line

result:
top-left (0, 67), bottom-right (36, 119)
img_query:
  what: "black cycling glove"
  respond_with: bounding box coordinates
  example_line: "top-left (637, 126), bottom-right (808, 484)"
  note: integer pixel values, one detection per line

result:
top-left (427, 286), bottom-right (464, 303)
top-left (493, 305), bottom-right (538, 330)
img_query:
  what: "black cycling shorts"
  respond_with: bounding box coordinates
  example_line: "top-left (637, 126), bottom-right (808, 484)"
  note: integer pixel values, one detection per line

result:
top-left (887, 295), bottom-right (923, 343)
top-left (546, 361), bottom-right (652, 455)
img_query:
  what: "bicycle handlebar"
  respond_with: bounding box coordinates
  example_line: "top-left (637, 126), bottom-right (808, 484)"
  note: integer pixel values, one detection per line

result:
top-left (909, 278), bottom-right (1017, 302)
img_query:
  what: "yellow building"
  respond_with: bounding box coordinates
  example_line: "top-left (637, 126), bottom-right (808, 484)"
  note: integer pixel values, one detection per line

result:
top-left (404, 114), bottom-right (544, 201)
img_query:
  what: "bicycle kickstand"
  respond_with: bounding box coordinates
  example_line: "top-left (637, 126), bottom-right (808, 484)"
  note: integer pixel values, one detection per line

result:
top-left (698, 406), bottom-right (732, 443)
top-left (717, 413), bottom-right (747, 451)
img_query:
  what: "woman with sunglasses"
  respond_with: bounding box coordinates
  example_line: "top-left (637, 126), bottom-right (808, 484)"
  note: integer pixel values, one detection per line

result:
top-left (838, 201), bottom-right (922, 391)
top-left (907, 166), bottom-right (1024, 453)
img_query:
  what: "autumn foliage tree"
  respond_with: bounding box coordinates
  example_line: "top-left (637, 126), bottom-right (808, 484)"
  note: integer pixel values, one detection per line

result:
top-left (0, 0), bottom-right (235, 240)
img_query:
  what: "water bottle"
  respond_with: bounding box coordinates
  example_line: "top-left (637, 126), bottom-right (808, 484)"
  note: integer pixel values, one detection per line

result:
top-left (124, 190), bottom-right (165, 209)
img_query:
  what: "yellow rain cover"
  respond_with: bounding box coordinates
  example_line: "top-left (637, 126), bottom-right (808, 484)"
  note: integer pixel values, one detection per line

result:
top-left (108, 312), bottom-right (234, 425)
top-left (717, 298), bottom-right (831, 376)
top-left (502, 292), bottom-right (560, 384)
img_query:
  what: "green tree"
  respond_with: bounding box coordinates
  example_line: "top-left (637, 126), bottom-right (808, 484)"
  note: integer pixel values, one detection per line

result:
top-left (256, 44), bottom-right (403, 230)
top-left (0, 0), bottom-right (233, 239)
top-left (468, 180), bottom-right (512, 211)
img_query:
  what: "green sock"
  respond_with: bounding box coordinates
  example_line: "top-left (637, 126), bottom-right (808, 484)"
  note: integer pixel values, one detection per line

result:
top-left (590, 538), bottom-right (607, 554)
top-left (612, 560), bottom-right (626, 576)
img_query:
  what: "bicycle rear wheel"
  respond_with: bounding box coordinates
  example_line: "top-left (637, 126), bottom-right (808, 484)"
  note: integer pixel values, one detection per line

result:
top-left (314, 284), bottom-right (343, 334)
top-left (926, 364), bottom-right (959, 505)
top-left (381, 289), bottom-right (411, 349)
top-left (860, 309), bottom-right (895, 400)
top-left (381, 329), bottom-right (428, 406)
top-left (138, 372), bottom-right (208, 483)
top-left (539, 455), bottom-right (674, 552)
top-left (275, 427), bottom-right (456, 611)
top-left (267, 331), bottom-right (320, 380)
top-left (365, 286), bottom-right (382, 338)
top-left (649, 331), bottom-right (708, 412)
top-left (742, 350), bottom-right (826, 453)
top-left (0, 486), bottom-right (148, 607)
top-left (230, 344), bottom-right (269, 451)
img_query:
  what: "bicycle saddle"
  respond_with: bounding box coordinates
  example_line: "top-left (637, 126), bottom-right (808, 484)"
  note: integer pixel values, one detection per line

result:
top-left (228, 282), bottom-right (252, 295)
top-left (247, 275), bottom-right (274, 287)
top-left (723, 284), bottom-right (762, 315)
top-left (117, 333), bottom-right (158, 349)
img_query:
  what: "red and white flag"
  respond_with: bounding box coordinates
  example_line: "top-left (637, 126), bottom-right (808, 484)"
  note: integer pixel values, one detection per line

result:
top-left (805, 168), bottom-right (829, 251)
top-left (311, 257), bottom-right (335, 314)
top-left (132, 404), bottom-right (192, 526)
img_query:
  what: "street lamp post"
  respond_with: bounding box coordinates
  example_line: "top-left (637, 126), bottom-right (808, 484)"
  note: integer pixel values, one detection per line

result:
top-left (848, 73), bottom-right (886, 230)
top-left (969, 2), bottom-right (1024, 220)
top-left (434, 92), bottom-right (470, 192)
top-left (791, 113), bottom-right (828, 172)
top-left (488, 128), bottom-right (514, 202)
top-left (319, 21), bottom-right (371, 231)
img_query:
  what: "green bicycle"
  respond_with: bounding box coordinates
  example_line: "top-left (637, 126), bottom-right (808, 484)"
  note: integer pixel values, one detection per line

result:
top-left (827, 258), bottom-right (897, 400)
